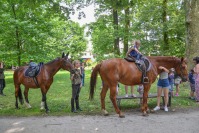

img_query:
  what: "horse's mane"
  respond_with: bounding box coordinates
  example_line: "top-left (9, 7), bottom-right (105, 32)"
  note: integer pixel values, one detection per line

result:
top-left (45, 57), bottom-right (61, 65)
top-left (148, 56), bottom-right (180, 63)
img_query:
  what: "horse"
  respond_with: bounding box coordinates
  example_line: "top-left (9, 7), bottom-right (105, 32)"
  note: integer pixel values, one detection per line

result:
top-left (14, 52), bottom-right (73, 112)
top-left (89, 56), bottom-right (188, 117)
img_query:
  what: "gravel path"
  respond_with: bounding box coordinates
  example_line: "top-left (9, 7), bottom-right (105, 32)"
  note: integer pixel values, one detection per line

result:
top-left (0, 108), bottom-right (199, 133)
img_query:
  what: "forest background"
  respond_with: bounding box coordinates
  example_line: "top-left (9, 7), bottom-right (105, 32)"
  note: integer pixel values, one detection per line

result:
top-left (0, 0), bottom-right (199, 68)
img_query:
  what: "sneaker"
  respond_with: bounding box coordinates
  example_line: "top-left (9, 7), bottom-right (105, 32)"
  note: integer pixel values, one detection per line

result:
top-left (77, 108), bottom-right (83, 111)
top-left (164, 106), bottom-right (168, 112)
top-left (125, 94), bottom-right (128, 97)
top-left (131, 94), bottom-right (136, 97)
top-left (0, 93), bottom-right (6, 96)
top-left (175, 93), bottom-right (179, 96)
top-left (191, 97), bottom-right (196, 100)
top-left (71, 110), bottom-right (78, 113)
top-left (153, 106), bottom-right (160, 111)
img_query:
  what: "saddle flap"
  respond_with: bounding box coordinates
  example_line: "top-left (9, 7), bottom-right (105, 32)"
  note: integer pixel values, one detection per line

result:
top-left (24, 63), bottom-right (43, 77)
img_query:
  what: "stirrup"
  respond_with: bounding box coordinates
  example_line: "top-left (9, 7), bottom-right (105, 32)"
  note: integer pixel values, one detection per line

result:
top-left (143, 77), bottom-right (149, 83)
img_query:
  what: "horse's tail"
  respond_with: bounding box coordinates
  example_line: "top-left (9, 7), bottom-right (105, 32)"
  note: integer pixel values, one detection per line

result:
top-left (18, 86), bottom-right (24, 105)
top-left (89, 63), bottom-right (101, 100)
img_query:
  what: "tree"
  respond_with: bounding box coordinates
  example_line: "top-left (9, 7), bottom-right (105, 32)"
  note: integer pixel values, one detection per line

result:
top-left (162, 0), bottom-right (169, 52)
top-left (185, 0), bottom-right (199, 68)
top-left (0, 0), bottom-right (87, 66)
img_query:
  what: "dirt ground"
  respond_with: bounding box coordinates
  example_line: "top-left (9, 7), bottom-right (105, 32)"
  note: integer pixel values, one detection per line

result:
top-left (0, 108), bottom-right (199, 133)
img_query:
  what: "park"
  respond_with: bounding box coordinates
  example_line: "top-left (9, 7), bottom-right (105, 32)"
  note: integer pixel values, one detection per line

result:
top-left (0, 0), bottom-right (199, 133)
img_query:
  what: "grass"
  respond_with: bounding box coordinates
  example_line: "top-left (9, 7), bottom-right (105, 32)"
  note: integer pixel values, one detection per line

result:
top-left (0, 69), bottom-right (198, 117)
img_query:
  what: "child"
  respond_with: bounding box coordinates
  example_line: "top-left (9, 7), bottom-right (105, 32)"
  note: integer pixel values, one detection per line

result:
top-left (153, 66), bottom-right (170, 112)
top-left (70, 60), bottom-right (82, 113)
top-left (188, 69), bottom-right (195, 100)
top-left (168, 68), bottom-right (175, 97)
top-left (137, 84), bottom-right (144, 105)
top-left (126, 40), bottom-right (142, 64)
top-left (125, 85), bottom-right (136, 97)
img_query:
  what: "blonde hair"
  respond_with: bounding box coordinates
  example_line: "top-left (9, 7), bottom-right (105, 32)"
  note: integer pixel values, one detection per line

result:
top-left (130, 40), bottom-right (140, 47)
top-left (72, 60), bottom-right (80, 67)
top-left (134, 40), bottom-right (141, 45)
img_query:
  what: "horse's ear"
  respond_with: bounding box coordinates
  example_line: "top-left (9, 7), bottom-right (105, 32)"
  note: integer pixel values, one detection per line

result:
top-left (181, 57), bottom-right (184, 62)
top-left (66, 52), bottom-right (69, 57)
top-left (181, 57), bottom-right (187, 63)
top-left (62, 52), bottom-right (65, 58)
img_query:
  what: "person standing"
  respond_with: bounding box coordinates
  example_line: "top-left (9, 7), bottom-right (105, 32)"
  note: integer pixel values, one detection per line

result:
top-left (70, 60), bottom-right (82, 113)
top-left (137, 84), bottom-right (144, 105)
top-left (188, 69), bottom-right (195, 100)
top-left (168, 68), bottom-right (175, 97)
top-left (174, 73), bottom-right (182, 96)
top-left (153, 66), bottom-right (170, 112)
top-left (193, 57), bottom-right (199, 103)
top-left (0, 62), bottom-right (6, 96)
top-left (80, 62), bottom-right (85, 87)
top-left (125, 85), bottom-right (136, 97)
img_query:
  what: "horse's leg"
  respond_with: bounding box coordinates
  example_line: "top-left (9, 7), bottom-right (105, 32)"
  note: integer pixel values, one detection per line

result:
top-left (109, 86), bottom-right (125, 118)
top-left (24, 87), bottom-right (31, 108)
top-left (142, 84), bottom-right (151, 116)
top-left (15, 85), bottom-right (19, 109)
top-left (40, 88), bottom-right (49, 113)
top-left (100, 83), bottom-right (109, 116)
top-left (15, 85), bottom-right (23, 109)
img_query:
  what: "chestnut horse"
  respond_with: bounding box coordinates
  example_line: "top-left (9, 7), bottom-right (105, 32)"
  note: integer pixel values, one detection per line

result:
top-left (14, 52), bottom-right (73, 112)
top-left (90, 56), bottom-right (188, 117)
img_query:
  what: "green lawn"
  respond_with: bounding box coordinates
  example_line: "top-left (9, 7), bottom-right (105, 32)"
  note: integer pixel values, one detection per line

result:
top-left (0, 69), bottom-right (198, 116)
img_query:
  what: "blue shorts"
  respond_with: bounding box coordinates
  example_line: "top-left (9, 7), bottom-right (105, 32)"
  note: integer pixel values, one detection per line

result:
top-left (157, 79), bottom-right (170, 88)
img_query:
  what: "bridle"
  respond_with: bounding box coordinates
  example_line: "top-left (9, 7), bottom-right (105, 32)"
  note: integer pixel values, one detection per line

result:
top-left (61, 58), bottom-right (72, 70)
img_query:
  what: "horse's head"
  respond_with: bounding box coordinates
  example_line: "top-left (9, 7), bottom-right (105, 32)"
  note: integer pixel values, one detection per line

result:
top-left (175, 57), bottom-right (188, 82)
top-left (61, 52), bottom-right (74, 71)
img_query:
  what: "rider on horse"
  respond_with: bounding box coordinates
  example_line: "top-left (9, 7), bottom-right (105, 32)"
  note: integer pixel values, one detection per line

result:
top-left (126, 40), bottom-right (142, 64)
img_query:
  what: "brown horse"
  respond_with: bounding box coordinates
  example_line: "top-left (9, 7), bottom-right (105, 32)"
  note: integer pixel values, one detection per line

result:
top-left (14, 52), bottom-right (73, 112)
top-left (90, 56), bottom-right (188, 117)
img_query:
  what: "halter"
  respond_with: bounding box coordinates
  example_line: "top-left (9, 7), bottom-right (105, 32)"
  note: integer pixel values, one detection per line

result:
top-left (61, 58), bottom-right (72, 71)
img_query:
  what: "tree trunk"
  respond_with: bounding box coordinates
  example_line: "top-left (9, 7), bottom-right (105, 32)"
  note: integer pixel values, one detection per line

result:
top-left (185, 0), bottom-right (199, 69)
top-left (12, 4), bottom-right (21, 66)
top-left (113, 9), bottom-right (120, 56)
top-left (123, 7), bottom-right (130, 57)
top-left (162, 0), bottom-right (169, 53)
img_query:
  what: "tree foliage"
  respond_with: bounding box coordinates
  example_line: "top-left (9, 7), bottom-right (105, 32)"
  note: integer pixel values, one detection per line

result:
top-left (0, 0), bottom-right (87, 66)
top-left (85, 0), bottom-right (186, 61)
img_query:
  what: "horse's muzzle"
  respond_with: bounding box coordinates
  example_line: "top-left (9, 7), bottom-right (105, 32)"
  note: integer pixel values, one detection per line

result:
top-left (181, 76), bottom-right (188, 82)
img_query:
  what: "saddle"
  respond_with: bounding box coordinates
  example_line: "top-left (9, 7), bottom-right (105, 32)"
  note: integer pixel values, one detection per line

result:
top-left (24, 62), bottom-right (43, 87)
top-left (124, 55), bottom-right (151, 84)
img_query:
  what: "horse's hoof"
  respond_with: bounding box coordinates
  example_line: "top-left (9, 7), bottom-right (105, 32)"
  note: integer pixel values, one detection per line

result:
top-left (26, 105), bottom-right (32, 109)
top-left (40, 108), bottom-right (45, 112)
top-left (46, 110), bottom-right (50, 113)
top-left (102, 109), bottom-right (109, 116)
top-left (142, 111), bottom-right (149, 116)
top-left (146, 109), bottom-right (150, 114)
top-left (25, 102), bottom-right (32, 108)
top-left (119, 114), bottom-right (125, 118)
